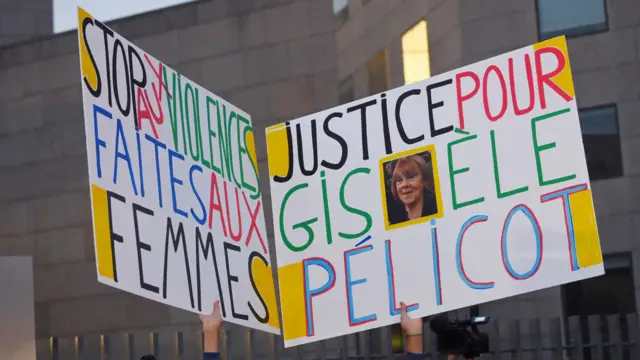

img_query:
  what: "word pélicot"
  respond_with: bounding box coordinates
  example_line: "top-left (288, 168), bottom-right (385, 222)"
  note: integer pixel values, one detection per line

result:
top-left (295, 181), bottom-right (590, 336)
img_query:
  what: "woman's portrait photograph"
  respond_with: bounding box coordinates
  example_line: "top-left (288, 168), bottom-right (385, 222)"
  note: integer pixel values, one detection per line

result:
top-left (381, 148), bottom-right (441, 229)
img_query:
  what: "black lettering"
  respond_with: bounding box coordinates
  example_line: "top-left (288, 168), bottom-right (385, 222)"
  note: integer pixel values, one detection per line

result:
top-left (296, 119), bottom-right (319, 176)
top-left (223, 242), bottom-right (248, 320)
top-left (95, 21), bottom-right (114, 106)
top-left (132, 203), bottom-right (159, 294)
top-left (106, 191), bottom-right (125, 282)
top-left (320, 112), bottom-right (348, 170)
top-left (396, 89), bottom-right (425, 144)
top-left (247, 252), bottom-right (269, 324)
top-left (81, 17), bottom-right (101, 97)
top-left (427, 79), bottom-right (454, 137)
top-left (128, 45), bottom-right (147, 129)
top-left (112, 39), bottom-right (132, 117)
top-left (273, 122), bottom-right (295, 183)
top-left (195, 228), bottom-right (227, 315)
top-left (380, 93), bottom-right (393, 154)
top-left (162, 218), bottom-right (195, 309)
top-left (347, 99), bottom-right (377, 161)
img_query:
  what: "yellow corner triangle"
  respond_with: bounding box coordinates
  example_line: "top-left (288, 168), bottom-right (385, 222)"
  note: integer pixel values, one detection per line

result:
top-left (77, 7), bottom-right (99, 93)
top-left (533, 35), bottom-right (575, 99)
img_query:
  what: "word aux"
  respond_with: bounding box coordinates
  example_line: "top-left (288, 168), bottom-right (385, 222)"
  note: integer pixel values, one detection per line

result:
top-left (78, 8), bottom-right (279, 334)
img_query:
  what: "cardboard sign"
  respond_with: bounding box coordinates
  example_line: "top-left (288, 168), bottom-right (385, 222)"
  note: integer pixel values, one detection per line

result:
top-left (77, 8), bottom-right (280, 334)
top-left (266, 36), bottom-right (604, 347)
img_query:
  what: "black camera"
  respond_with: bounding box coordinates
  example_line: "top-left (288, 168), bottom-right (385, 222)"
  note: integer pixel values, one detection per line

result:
top-left (429, 313), bottom-right (490, 359)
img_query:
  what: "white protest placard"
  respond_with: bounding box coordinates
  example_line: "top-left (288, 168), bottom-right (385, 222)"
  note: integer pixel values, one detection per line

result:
top-left (266, 36), bottom-right (604, 347)
top-left (77, 8), bottom-right (280, 334)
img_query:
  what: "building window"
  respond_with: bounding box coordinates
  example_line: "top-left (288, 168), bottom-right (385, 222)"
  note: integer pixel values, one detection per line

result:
top-left (578, 105), bottom-right (623, 181)
top-left (366, 49), bottom-right (390, 95)
top-left (402, 20), bottom-right (431, 84)
top-left (562, 253), bottom-right (635, 360)
top-left (563, 253), bottom-right (635, 317)
top-left (537, 0), bottom-right (608, 39)
top-left (339, 77), bottom-right (354, 105)
top-left (333, 0), bottom-right (348, 22)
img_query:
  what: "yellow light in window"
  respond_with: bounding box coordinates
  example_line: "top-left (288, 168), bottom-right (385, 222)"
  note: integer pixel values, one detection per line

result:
top-left (402, 20), bottom-right (431, 84)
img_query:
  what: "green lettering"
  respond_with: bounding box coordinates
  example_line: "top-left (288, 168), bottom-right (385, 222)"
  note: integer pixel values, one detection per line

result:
top-left (241, 125), bottom-right (260, 200)
top-left (217, 104), bottom-right (231, 180)
top-left (227, 111), bottom-right (242, 189)
top-left (236, 115), bottom-right (251, 193)
top-left (531, 108), bottom-right (575, 187)
top-left (205, 96), bottom-right (221, 175)
top-left (338, 167), bottom-right (372, 240)
top-left (177, 73), bottom-right (187, 155)
top-left (279, 183), bottom-right (317, 252)
top-left (320, 170), bottom-right (333, 245)
top-left (447, 134), bottom-right (484, 210)
top-left (490, 130), bottom-right (528, 198)
top-left (163, 67), bottom-right (180, 151)
top-left (184, 83), bottom-right (200, 162)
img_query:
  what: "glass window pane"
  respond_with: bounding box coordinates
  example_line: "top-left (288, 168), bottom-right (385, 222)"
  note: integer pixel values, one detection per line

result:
top-left (578, 105), bottom-right (623, 180)
top-left (367, 50), bottom-right (390, 95)
top-left (579, 106), bottom-right (618, 135)
top-left (402, 20), bottom-right (431, 84)
top-left (333, 0), bottom-right (348, 14)
top-left (538, 0), bottom-right (606, 37)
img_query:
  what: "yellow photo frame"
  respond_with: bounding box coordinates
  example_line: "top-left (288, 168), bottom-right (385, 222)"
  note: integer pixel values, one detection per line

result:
top-left (379, 144), bottom-right (444, 231)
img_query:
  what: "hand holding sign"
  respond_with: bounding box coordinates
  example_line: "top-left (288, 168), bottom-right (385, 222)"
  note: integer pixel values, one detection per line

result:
top-left (201, 300), bottom-right (224, 353)
top-left (400, 301), bottom-right (424, 354)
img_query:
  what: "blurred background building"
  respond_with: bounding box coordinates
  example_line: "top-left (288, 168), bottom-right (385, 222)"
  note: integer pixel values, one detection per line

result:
top-left (0, 0), bottom-right (638, 358)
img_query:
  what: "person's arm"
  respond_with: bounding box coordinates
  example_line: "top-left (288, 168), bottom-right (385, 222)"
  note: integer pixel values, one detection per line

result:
top-left (399, 302), bottom-right (426, 359)
top-left (406, 333), bottom-right (423, 355)
top-left (200, 301), bottom-right (223, 358)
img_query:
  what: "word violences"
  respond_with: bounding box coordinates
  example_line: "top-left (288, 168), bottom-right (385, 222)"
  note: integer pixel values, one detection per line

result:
top-left (78, 8), bottom-right (279, 334)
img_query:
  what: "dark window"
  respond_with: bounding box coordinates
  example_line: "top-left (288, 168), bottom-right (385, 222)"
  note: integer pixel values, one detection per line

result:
top-left (537, 0), bottom-right (608, 39)
top-left (578, 105), bottom-right (623, 181)
top-left (562, 253), bottom-right (635, 360)
top-left (366, 49), bottom-right (390, 96)
top-left (563, 253), bottom-right (635, 317)
top-left (339, 77), bottom-right (354, 105)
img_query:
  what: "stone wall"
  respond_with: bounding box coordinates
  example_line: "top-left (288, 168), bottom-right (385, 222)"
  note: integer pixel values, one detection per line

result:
top-left (0, 0), bottom-right (338, 349)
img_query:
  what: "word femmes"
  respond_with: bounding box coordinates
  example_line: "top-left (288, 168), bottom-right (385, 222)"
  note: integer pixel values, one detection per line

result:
top-left (102, 189), bottom-right (274, 325)
top-left (271, 42), bottom-right (572, 184)
top-left (80, 16), bottom-right (259, 199)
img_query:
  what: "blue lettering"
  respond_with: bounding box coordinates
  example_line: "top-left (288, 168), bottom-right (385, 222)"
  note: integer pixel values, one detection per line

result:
top-left (114, 118), bottom-right (138, 195)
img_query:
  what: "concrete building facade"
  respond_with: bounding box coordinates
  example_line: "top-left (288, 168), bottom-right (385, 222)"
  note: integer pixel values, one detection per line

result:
top-left (0, 0), bottom-right (638, 357)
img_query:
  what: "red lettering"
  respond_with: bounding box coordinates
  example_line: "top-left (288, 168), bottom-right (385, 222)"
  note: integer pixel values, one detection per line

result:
top-left (208, 172), bottom-right (227, 236)
top-left (534, 47), bottom-right (572, 109)
top-left (136, 88), bottom-right (159, 139)
top-left (509, 54), bottom-right (535, 116)
top-left (144, 53), bottom-right (171, 101)
top-left (482, 65), bottom-right (508, 122)
top-left (455, 71), bottom-right (480, 130)
top-left (243, 193), bottom-right (267, 254)
top-left (223, 182), bottom-right (242, 242)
